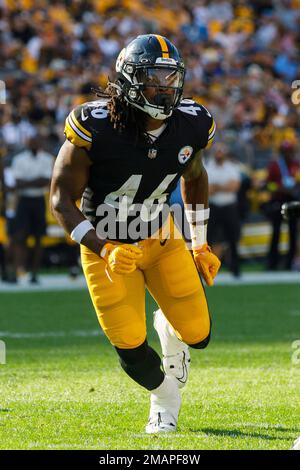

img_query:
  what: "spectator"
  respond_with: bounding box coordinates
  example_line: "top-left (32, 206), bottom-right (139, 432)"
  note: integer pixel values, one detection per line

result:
top-left (10, 136), bottom-right (54, 283)
top-left (2, 160), bottom-right (18, 283)
top-left (0, 151), bottom-right (7, 281)
top-left (266, 140), bottom-right (300, 270)
top-left (205, 143), bottom-right (242, 277)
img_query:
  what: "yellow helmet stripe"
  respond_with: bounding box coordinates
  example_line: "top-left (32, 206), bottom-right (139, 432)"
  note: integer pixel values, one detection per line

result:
top-left (208, 119), bottom-right (216, 140)
top-left (154, 35), bottom-right (169, 58)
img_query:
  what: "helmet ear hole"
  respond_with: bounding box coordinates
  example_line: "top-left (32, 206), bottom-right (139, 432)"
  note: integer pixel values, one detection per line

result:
top-left (129, 89), bottom-right (137, 99)
top-left (125, 64), bottom-right (134, 74)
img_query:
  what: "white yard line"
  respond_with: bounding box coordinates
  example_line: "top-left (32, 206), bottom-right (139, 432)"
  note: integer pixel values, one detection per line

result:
top-left (214, 272), bottom-right (300, 286)
top-left (0, 272), bottom-right (300, 292)
top-left (0, 275), bottom-right (87, 292)
top-left (0, 329), bottom-right (102, 339)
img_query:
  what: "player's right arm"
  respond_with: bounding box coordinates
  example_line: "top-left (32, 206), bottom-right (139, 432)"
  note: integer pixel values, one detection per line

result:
top-left (50, 139), bottom-right (103, 255)
top-left (50, 119), bottom-right (142, 273)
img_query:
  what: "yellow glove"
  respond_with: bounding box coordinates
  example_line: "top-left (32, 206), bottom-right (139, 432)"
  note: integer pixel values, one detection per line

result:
top-left (193, 244), bottom-right (221, 287)
top-left (100, 243), bottom-right (143, 275)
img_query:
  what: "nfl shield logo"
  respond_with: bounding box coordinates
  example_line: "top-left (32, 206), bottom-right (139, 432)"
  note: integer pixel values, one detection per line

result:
top-left (148, 148), bottom-right (157, 159)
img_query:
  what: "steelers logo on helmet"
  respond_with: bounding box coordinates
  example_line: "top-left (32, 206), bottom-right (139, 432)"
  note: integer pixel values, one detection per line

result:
top-left (178, 146), bottom-right (193, 164)
top-left (114, 34), bottom-right (185, 120)
top-left (116, 48), bottom-right (126, 73)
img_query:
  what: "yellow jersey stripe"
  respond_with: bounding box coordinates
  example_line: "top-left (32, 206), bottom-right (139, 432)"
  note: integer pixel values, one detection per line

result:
top-left (67, 115), bottom-right (92, 142)
top-left (155, 35), bottom-right (169, 58)
top-left (71, 110), bottom-right (92, 138)
top-left (64, 120), bottom-right (92, 149)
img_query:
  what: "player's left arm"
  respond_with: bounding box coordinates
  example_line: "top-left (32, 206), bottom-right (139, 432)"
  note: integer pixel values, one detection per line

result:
top-left (181, 151), bottom-right (221, 286)
top-left (181, 150), bottom-right (208, 210)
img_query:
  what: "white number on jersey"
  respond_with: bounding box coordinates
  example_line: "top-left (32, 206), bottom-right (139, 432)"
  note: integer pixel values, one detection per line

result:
top-left (103, 175), bottom-right (142, 221)
top-left (141, 174), bottom-right (178, 222)
top-left (101, 174), bottom-right (177, 222)
top-left (90, 108), bottom-right (109, 119)
top-left (178, 99), bottom-right (211, 118)
top-left (87, 101), bottom-right (109, 119)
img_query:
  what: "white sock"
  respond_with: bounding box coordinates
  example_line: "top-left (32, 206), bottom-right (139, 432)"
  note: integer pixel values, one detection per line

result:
top-left (150, 375), bottom-right (176, 397)
top-left (150, 376), bottom-right (181, 418)
top-left (154, 309), bottom-right (187, 356)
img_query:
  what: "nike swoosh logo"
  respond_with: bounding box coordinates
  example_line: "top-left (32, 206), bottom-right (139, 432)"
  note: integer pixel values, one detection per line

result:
top-left (176, 352), bottom-right (188, 385)
top-left (163, 355), bottom-right (188, 385)
top-left (160, 235), bottom-right (169, 246)
top-left (81, 109), bottom-right (88, 121)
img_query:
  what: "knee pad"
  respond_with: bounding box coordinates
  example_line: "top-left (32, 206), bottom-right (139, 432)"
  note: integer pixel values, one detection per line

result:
top-left (189, 331), bottom-right (211, 349)
top-left (188, 314), bottom-right (212, 349)
top-left (115, 340), bottom-right (164, 391)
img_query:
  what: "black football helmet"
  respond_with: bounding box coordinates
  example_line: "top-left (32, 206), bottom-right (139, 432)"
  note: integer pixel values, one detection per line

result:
top-left (115, 34), bottom-right (185, 120)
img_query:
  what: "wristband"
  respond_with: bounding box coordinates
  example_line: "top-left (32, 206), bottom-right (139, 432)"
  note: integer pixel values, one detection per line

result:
top-left (70, 220), bottom-right (95, 244)
top-left (190, 224), bottom-right (208, 249)
top-left (185, 207), bottom-right (210, 249)
top-left (185, 207), bottom-right (210, 224)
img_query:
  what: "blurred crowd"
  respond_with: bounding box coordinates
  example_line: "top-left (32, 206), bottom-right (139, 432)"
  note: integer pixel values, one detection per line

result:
top-left (0, 0), bottom-right (300, 281)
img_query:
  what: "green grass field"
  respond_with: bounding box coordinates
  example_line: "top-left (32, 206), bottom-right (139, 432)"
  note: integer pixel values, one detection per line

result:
top-left (0, 284), bottom-right (299, 450)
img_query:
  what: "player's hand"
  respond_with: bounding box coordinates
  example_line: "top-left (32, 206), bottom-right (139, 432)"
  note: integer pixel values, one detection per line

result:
top-left (100, 243), bottom-right (143, 274)
top-left (193, 244), bottom-right (221, 287)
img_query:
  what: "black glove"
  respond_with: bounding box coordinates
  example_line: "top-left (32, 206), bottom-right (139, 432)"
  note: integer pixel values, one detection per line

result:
top-left (281, 201), bottom-right (300, 220)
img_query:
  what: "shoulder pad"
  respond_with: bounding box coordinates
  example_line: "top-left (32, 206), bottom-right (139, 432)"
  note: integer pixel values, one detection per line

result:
top-left (84, 99), bottom-right (110, 120)
top-left (64, 100), bottom-right (110, 150)
top-left (177, 99), bottom-right (216, 149)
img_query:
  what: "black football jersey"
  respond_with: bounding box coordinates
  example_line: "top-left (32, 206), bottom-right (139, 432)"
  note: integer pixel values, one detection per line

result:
top-left (64, 98), bottom-right (216, 242)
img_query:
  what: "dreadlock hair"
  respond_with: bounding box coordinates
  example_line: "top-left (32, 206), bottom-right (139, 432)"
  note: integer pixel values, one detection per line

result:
top-left (92, 82), bottom-right (150, 144)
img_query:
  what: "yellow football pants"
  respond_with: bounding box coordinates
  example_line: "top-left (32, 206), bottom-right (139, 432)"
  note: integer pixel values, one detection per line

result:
top-left (81, 219), bottom-right (210, 349)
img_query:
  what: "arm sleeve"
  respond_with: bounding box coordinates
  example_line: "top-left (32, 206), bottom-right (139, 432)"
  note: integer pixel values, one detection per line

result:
top-left (64, 104), bottom-right (92, 151)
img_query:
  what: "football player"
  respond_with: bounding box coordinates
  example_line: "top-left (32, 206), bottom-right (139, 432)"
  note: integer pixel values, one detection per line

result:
top-left (50, 34), bottom-right (221, 433)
